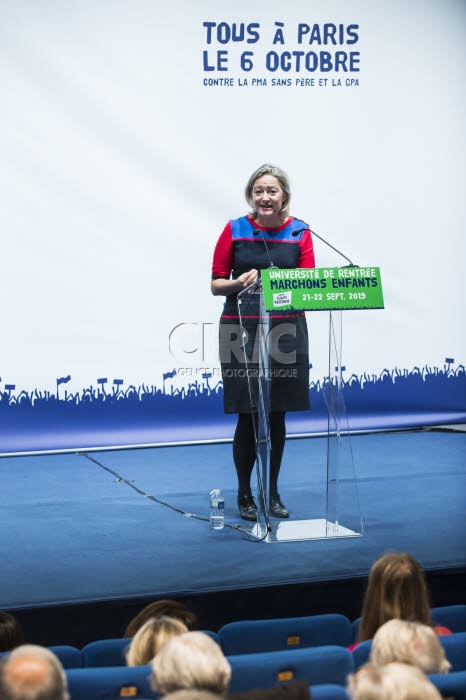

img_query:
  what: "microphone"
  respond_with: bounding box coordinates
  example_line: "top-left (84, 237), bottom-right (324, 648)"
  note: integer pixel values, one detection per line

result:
top-left (292, 225), bottom-right (357, 267)
top-left (253, 229), bottom-right (278, 269)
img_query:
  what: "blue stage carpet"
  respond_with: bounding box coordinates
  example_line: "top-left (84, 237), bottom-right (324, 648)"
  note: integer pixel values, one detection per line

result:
top-left (0, 429), bottom-right (465, 610)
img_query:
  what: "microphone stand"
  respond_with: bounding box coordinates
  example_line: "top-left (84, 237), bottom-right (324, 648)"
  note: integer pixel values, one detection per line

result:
top-left (309, 227), bottom-right (357, 267)
top-left (293, 224), bottom-right (358, 267)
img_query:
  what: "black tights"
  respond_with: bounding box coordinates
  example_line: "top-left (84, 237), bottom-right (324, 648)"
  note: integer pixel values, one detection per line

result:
top-left (233, 412), bottom-right (286, 496)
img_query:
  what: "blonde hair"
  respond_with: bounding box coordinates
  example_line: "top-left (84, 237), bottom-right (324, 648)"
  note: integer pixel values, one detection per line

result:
top-left (370, 619), bottom-right (451, 674)
top-left (150, 631), bottom-right (231, 695)
top-left (126, 616), bottom-right (188, 667)
top-left (348, 662), bottom-right (442, 700)
top-left (358, 552), bottom-right (431, 642)
top-left (244, 164), bottom-right (291, 219)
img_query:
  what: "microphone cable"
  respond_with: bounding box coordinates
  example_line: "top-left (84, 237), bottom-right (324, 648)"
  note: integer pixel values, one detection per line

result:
top-left (252, 227), bottom-right (278, 270)
top-left (77, 451), bottom-right (269, 542)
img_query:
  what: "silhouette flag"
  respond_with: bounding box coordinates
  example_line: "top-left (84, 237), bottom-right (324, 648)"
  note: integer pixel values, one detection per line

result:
top-left (163, 370), bottom-right (177, 381)
top-left (56, 376), bottom-right (71, 386)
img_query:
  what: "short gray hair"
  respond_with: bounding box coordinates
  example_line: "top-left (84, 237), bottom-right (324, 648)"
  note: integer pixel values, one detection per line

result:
top-left (0, 644), bottom-right (69, 700)
top-left (348, 662), bottom-right (442, 700)
top-left (162, 690), bottom-right (223, 700)
top-left (370, 619), bottom-right (451, 674)
top-left (150, 632), bottom-right (231, 695)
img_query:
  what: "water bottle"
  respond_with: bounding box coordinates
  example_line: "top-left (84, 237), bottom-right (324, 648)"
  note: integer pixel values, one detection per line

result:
top-left (210, 488), bottom-right (224, 530)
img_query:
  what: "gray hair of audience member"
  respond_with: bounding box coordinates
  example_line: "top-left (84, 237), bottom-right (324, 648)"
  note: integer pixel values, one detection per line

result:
top-left (370, 619), bottom-right (451, 674)
top-left (150, 631), bottom-right (231, 695)
top-left (126, 615), bottom-right (188, 666)
top-left (163, 690), bottom-right (223, 700)
top-left (348, 662), bottom-right (442, 700)
top-left (0, 644), bottom-right (70, 700)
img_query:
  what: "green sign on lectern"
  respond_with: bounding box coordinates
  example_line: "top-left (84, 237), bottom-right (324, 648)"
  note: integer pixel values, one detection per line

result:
top-left (260, 266), bottom-right (384, 311)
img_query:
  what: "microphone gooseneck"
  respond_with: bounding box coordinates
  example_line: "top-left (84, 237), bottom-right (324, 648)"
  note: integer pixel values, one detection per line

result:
top-left (293, 225), bottom-right (357, 267)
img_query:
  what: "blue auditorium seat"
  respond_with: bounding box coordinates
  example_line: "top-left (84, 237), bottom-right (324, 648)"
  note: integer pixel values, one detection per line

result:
top-left (49, 645), bottom-right (82, 668)
top-left (429, 670), bottom-right (466, 700)
top-left (440, 632), bottom-right (466, 672)
top-left (81, 638), bottom-right (130, 667)
top-left (351, 639), bottom-right (372, 670)
top-left (81, 631), bottom-right (219, 667)
top-left (202, 629), bottom-right (221, 645)
top-left (0, 646), bottom-right (82, 670)
top-left (219, 614), bottom-right (353, 655)
top-left (66, 664), bottom-right (156, 700)
top-left (351, 617), bottom-right (361, 643)
top-left (432, 605), bottom-right (466, 633)
top-left (310, 684), bottom-right (349, 699)
top-left (228, 646), bottom-right (354, 692)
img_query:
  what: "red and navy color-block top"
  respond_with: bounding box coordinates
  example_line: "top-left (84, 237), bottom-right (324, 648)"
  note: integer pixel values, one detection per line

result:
top-left (212, 215), bottom-right (315, 320)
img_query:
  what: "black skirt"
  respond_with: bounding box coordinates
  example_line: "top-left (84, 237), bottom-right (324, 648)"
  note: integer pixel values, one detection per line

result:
top-left (219, 299), bottom-right (310, 414)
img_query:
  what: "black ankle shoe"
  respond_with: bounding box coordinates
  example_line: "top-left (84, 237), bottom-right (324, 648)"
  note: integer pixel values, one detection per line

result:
top-left (270, 493), bottom-right (289, 518)
top-left (238, 493), bottom-right (257, 521)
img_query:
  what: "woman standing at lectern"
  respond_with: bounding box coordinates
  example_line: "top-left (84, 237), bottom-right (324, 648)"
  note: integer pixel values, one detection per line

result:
top-left (211, 164), bottom-right (315, 521)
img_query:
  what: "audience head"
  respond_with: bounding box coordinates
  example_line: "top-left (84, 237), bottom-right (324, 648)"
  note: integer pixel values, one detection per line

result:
top-left (162, 691), bottom-right (223, 700)
top-left (0, 644), bottom-right (69, 700)
top-left (151, 631), bottom-right (231, 695)
top-left (370, 619), bottom-right (451, 674)
top-left (348, 662), bottom-right (442, 700)
top-left (126, 615), bottom-right (188, 666)
top-left (358, 551), bottom-right (431, 642)
top-left (124, 599), bottom-right (198, 638)
top-left (0, 612), bottom-right (23, 653)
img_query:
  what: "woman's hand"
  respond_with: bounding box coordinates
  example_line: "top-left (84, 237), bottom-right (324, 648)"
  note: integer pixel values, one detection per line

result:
top-left (211, 269), bottom-right (259, 296)
top-left (236, 268), bottom-right (259, 290)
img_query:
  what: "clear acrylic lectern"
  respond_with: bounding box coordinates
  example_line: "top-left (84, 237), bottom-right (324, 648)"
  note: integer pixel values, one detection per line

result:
top-left (238, 285), bottom-right (364, 543)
